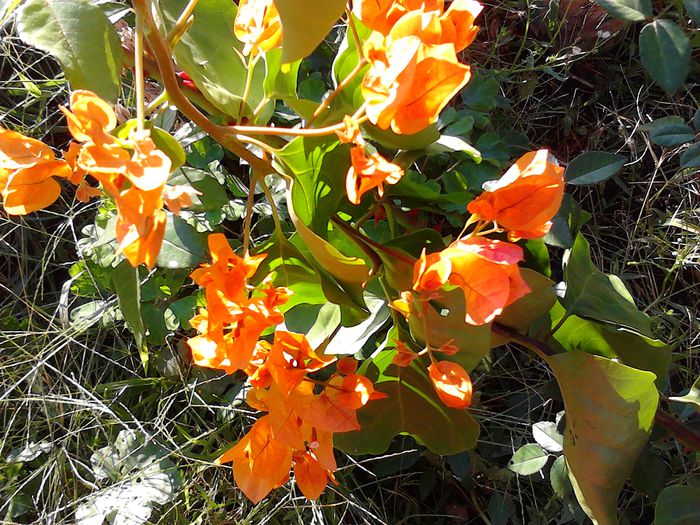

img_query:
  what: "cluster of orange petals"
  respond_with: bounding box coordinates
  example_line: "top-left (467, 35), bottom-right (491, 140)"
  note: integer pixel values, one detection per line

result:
top-left (234, 0), bottom-right (282, 56)
top-left (0, 90), bottom-right (195, 269)
top-left (393, 148), bottom-right (565, 410)
top-left (336, 116), bottom-right (405, 204)
top-left (356, 0), bottom-right (483, 134)
top-left (187, 234), bottom-right (385, 502)
top-left (468, 149), bottom-right (565, 240)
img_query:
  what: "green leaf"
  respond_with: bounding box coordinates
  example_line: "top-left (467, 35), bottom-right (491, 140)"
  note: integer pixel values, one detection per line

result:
top-left (545, 352), bottom-right (658, 525)
top-left (550, 309), bottom-right (671, 388)
top-left (493, 268), bottom-right (556, 344)
top-left (565, 152), bottom-right (626, 185)
top-left (428, 135), bottom-right (482, 163)
top-left (694, 109), bottom-right (700, 131)
top-left (167, 167), bottom-right (228, 211)
top-left (460, 73), bottom-right (499, 112)
top-left (639, 20), bottom-right (691, 94)
top-left (331, 14), bottom-right (371, 112)
top-left (685, 0), bottom-right (700, 25)
top-left (680, 142), bottom-right (700, 168)
top-left (253, 233), bottom-right (326, 310)
top-left (550, 455), bottom-right (573, 499)
top-left (151, 127), bottom-right (186, 171)
top-left (365, 123), bottom-right (441, 151)
top-left (508, 444), bottom-right (549, 475)
top-left (112, 261), bottom-right (148, 368)
top-left (156, 214), bottom-right (208, 269)
top-left (594, 0), bottom-right (651, 21)
top-left (407, 288), bottom-right (492, 372)
top-left (0, 0), bottom-right (22, 25)
top-left (562, 234), bottom-right (652, 336)
top-left (263, 48), bottom-right (301, 99)
top-left (17, 0), bottom-right (123, 102)
top-left (650, 124), bottom-right (696, 147)
top-left (273, 0), bottom-right (346, 63)
top-left (669, 375), bottom-right (700, 412)
top-left (532, 421), bottom-right (564, 453)
top-left (654, 486), bottom-right (700, 525)
top-left (158, 0), bottom-right (266, 119)
top-left (334, 349), bottom-right (480, 456)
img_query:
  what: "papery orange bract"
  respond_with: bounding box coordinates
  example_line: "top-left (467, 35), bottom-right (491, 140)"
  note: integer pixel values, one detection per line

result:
top-left (346, 146), bottom-right (404, 204)
top-left (413, 237), bottom-right (530, 325)
top-left (266, 331), bottom-right (332, 396)
top-left (428, 360), bottom-right (473, 408)
top-left (217, 417), bottom-right (293, 503)
top-left (234, 0), bottom-right (282, 56)
top-left (360, 0), bottom-right (477, 134)
top-left (353, 0), bottom-right (443, 35)
top-left (60, 90), bottom-right (119, 146)
top-left (0, 127), bottom-right (72, 215)
top-left (293, 450), bottom-right (331, 500)
top-left (392, 340), bottom-right (418, 367)
top-left (467, 150), bottom-right (565, 241)
top-left (163, 185), bottom-right (201, 214)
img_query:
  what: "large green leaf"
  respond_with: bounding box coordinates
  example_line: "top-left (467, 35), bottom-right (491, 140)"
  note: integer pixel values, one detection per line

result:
top-left (546, 352), bottom-right (658, 525)
top-left (565, 152), bottom-right (626, 185)
top-left (334, 349), bottom-right (480, 455)
top-left (562, 234), bottom-right (652, 336)
top-left (158, 0), bottom-right (266, 119)
top-left (263, 48), bottom-right (301, 99)
top-left (550, 308), bottom-right (671, 388)
top-left (17, 0), bottom-right (123, 101)
top-left (639, 20), bottom-right (691, 94)
top-left (273, 0), bottom-right (346, 63)
top-left (594, 0), bottom-right (652, 21)
top-left (112, 261), bottom-right (148, 367)
top-left (649, 124), bottom-right (696, 147)
top-left (654, 486), bottom-right (700, 525)
top-left (156, 214), bottom-right (208, 269)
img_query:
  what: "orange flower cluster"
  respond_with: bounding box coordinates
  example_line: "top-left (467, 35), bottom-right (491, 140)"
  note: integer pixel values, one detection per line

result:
top-left (336, 115), bottom-right (404, 204)
top-left (186, 234), bottom-right (385, 501)
top-left (355, 0), bottom-right (483, 134)
top-left (234, 0), bottom-right (282, 56)
top-left (1, 90), bottom-right (195, 269)
top-left (391, 149), bottom-right (565, 410)
top-left (468, 149), bottom-right (565, 241)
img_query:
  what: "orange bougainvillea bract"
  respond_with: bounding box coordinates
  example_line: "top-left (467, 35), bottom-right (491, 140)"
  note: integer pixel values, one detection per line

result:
top-left (467, 149), bottom-right (565, 241)
top-left (413, 237), bottom-right (530, 326)
top-left (0, 127), bottom-right (72, 215)
top-left (428, 360), bottom-right (473, 409)
top-left (359, 0), bottom-right (479, 135)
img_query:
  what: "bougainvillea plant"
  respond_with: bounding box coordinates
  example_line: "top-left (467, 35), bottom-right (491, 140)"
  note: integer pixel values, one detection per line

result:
top-left (1, 0), bottom-right (698, 523)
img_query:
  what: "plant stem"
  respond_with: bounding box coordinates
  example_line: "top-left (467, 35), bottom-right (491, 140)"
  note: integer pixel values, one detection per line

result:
top-left (167, 0), bottom-right (199, 47)
top-left (229, 115), bottom-right (369, 138)
top-left (260, 175), bottom-right (283, 239)
top-left (134, 7), bottom-right (146, 132)
top-left (242, 171), bottom-right (259, 256)
top-left (237, 54), bottom-right (261, 124)
top-left (305, 58), bottom-right (367, 128)
top-left (491, 322), bottom-right (700, 452)
top-left (133, 0), bottom-right (272, 175)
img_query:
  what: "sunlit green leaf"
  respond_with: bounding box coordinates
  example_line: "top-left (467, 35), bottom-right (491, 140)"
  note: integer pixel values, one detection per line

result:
top-left (112, 261), bottom-right (147, 368)
top-left (158, 0), bottom-right (266, 119)
top-left (335, 349), bottom-right (480, 455)
top-left (562, 234), bottom-right (652, 336)
top-left (17, 0), bottom-right (123, 101)
top-left (546, 352), bottom-right (658, 525)
top-left (508, 444), bottom-right (549, 475)
top-left (273, 0), bottom-right (346, 63)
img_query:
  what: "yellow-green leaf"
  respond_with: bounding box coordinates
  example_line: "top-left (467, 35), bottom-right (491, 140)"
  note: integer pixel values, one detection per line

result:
top-left (546, 352), bottom-right (658, 525)
top-left (273, 0), bottom-right (346, 63)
